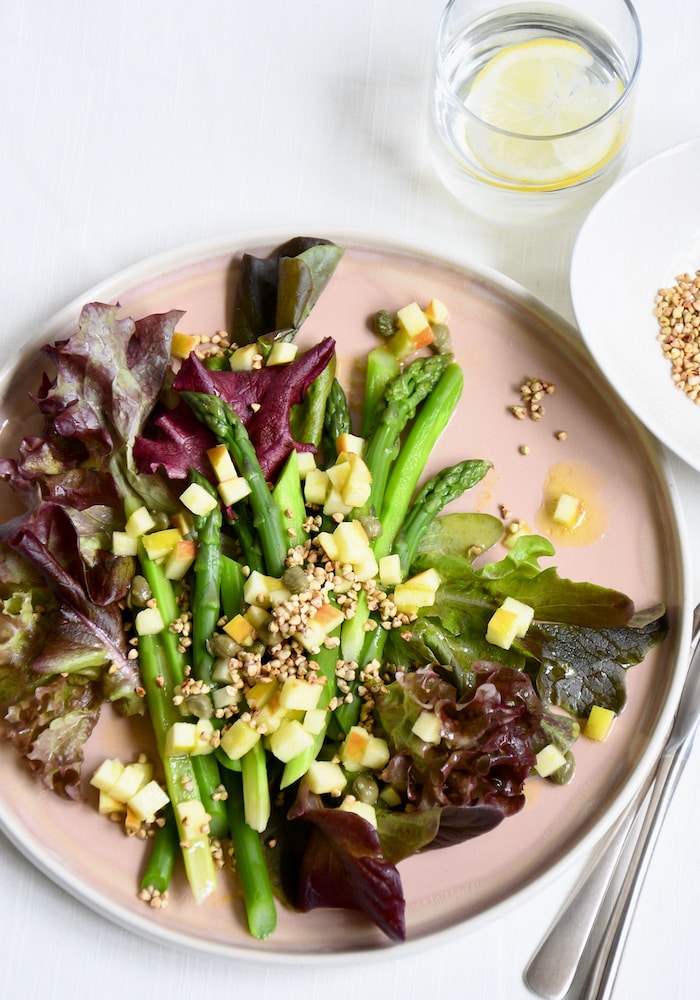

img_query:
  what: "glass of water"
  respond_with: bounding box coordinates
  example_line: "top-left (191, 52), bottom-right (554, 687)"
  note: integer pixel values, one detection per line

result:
top-left (429, 0), bottom-right (642, 225)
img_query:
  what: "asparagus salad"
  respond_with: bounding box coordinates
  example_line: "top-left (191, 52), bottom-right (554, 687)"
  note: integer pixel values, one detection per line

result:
top-left (0, 238), bottom-right (668, 942)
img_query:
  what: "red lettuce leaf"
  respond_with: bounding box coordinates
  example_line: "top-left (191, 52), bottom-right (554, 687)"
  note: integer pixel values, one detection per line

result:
top-left (135, 336), bottom-right (336, 481)
top-left (1, 674), bottom-right (101, 799)
top-left (289, 782), bottom-right (406, 942)
top-left (376, 663), bottom-right (541, 818)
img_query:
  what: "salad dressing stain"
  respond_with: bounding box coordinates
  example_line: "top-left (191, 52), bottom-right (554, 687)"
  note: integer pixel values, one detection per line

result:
top-left (536, 459), bottom-right (608, 547)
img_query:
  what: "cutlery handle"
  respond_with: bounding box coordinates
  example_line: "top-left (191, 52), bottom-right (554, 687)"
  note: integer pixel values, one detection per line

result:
top-left (523, 783), bottom-right (647, 1000)
top-left (579, 747), bottom-right (689, 1000)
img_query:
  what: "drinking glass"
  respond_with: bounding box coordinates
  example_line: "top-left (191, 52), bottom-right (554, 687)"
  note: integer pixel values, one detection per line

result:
top-left (429, 0), bottom-right (642, 225)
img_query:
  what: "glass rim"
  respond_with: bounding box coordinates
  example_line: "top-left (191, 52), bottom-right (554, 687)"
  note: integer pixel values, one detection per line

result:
top-left (435, 0), bottom-right (643, 142)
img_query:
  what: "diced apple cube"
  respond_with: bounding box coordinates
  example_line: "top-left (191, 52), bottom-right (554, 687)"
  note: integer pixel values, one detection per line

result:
top-left (323, 487), bottom-right (353, 518)
top-left (306, 760), bottom-right (347, 795)
top-left (424, 298), bottom-right (450, 325)
top-left (296, 452), bottom-right (316, 479)
top-left (171, 331), bottom-right (201, 359)
top-left (584, 705), bottom-right (616, 742)
top-left (393, 583), bottom-right (435, 613)
top-left (267, 341), bottom-right (298, 366)
top-left (253, 696), bottom-right (287, 735)
top-left (337, 451), bottom-right (372, 482)
top-left (141, 528), bottom-right (182, 563)
top-left (268, 718), bottom-right (314, 763)
top-left (340, 725), bottom-right (371, 771)
top-left (164, 538), bottom-right (197, 581)
top-left (98, 790), bottom-right (126, 816)
top-left (207, 443), bottom-right (238, 483)
top-left (165, 721), bottom-right (198, 756)
top-left (333, 519), bottom-right (370, 565)
top-left (228, 343), bottom-right (259, 371)
top-left (90, 757), bottom-right (125, 793)
top-left (552, 493), bottom-right (582, 528)
top-left (380, 785), bottom-right (402, 808)
top-left (316, 531), bottom-right (340, 561)
top-left (192, 719), bottom-right (216, 755)
top-left (295, 602), bottom-right (345, 651)
top-left (534, 744), bottom-right (567, 777)
top-left (124, 505), bottom-right (156, 538)
top-left (134, 606), bottom-right (165, 636)
top-left (338, 796), bottom-right (377, 828)
top-left (410, 568), bottom-right (441, 592)
top-left (304, 468), bottom-right (330, 505)
top-left (246, 679), bottom-right (280, 710)
top-left (223, 613), bottom-right (256, 646)
top-left (411, 710), bottom-right (442, 745)
top-left (303, 707), bottom-right (327, 735)
top-left (396, 301), bottom-right (435, 349)
top-left (485, 607), bottom-right (519, 650)
top-left (341, 477), bottom-right (372, 508)
top-left (243, 570), bottom-right (283, 608)
top-left (379, 554), bottom-right (403, 587)
top-left (326, 461), bottom-right (352, 491)
top-left (361, 735), bottom-right (390, 770)
top-left (386, 326), bottom-right (417, 360)
top-left (220, 718), bottom-right (261, 760)
top-left (112, 531), bottom-right (138, 557)
top-left (218, 476), bottom-right (252, 506)
top-left (353, 549), bottom-right (379, 583)
top-left (336, 433), bottom-right (365, 457)
top-left (179, 482), bottom-right (218, 516)
top-left (501, 596), bottom-right (534, 638)
top-left (279, 677), bottom-right (323, 712)
top-left (109, 761), bottom-right (152, 804)
top-left (171, 510), bottom-right (194, 537)
top-left (128, 780), bottom-right (170, 823)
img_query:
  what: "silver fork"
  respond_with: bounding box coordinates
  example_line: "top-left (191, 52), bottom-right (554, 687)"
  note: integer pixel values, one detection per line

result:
top-left (525, 603), bottom-right (700, 1000)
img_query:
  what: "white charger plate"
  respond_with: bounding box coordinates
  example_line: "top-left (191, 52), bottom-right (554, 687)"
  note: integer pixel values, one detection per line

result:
top-left (571, 136), bottom-right (700, 471)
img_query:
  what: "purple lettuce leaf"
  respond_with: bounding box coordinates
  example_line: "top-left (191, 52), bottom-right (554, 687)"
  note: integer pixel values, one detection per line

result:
top-left (134, 336), bottom-right (336, 482)
top-left (289, 782), bottom-right (406, 942)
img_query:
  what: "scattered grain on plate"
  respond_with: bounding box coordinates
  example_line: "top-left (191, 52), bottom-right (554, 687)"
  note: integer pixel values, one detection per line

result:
top-left (510, 377), bottom-right (556, 420)
top-left (653, 270), bottom-right (700, 404)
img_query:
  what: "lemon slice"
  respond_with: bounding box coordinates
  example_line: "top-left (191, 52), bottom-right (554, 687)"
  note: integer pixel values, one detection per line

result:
top-left (465, 38), bottom-right (624, 188)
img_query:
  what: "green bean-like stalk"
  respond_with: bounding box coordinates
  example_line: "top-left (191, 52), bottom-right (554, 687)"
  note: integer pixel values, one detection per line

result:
top-left (189, 471), bottom-right (223, 686)
top-left (180, 391), bottom-right (288, 578)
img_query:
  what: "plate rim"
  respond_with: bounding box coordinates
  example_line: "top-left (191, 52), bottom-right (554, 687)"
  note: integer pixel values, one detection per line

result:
top-left (570, 135), bottom-right (700, 472)
top-left (0, 228), bottom-right (693, 964)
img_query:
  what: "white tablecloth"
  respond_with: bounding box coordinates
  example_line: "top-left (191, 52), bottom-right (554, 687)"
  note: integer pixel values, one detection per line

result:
top-left (2, 2), bottom-right (699, 997)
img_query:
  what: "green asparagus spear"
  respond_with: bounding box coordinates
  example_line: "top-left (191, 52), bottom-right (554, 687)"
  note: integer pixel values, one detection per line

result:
top-left (362, 353), bottom-right (451, 515)
top-left (290, 354), bottom-right (336, 447)
top-left (392, 459), bottom-right (492, 573)
top-left (322, 377), bottom-right (352, 463)
top-left (222, 769), bottom-right (277, 940)
top-left (374, 361), bottom-right (464, 560)
top-left (180, 391), bottom-right (288, 578)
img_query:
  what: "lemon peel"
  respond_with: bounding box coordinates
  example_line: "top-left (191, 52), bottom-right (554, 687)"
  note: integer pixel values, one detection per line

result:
top-left (465, 38), bottom-right (624, 188)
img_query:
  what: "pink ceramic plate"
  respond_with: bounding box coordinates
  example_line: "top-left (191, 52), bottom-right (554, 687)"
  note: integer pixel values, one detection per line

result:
top-left (0, 234), bottom-right (691, 963)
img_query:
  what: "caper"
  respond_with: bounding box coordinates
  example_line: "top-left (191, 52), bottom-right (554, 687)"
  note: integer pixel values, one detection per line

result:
top-left (211, 658), bottom-right (234, 684)
top-left (352, 773), bottom-right (379, 805)
top-left (129, 575), bottom-right (152, 608)
top-left (549, 750), bottom-right (576, 786)
top-left (208, 633), bottom-right (241, 658)
top-left (374, 309), bottom-right (396, 339)
top-left (430, 322), bottom-right (452, 355)
top-left (151, 510), bottom-right (171, 531)
top-left (283, 565), bottom-right (309, 594)
top-left (357, 515), bottom-right (383, 540)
